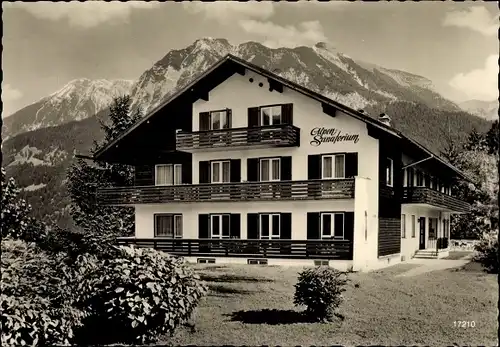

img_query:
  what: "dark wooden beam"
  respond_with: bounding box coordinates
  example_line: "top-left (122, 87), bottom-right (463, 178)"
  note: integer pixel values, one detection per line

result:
top-left (268, 78), bottom-right (283, 93)
top-left (321, 102), bottom-right (337, 117)
top-left (233, 63), bottom-right (246, 76)
top-left (199, 90), bottom-right (209, 101)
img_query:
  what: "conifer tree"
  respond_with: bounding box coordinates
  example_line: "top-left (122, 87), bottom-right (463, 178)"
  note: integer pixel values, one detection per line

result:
top-left (1, 167), bottom-right (47, 242)
top-left (67, 95), bottom-right (142, 252)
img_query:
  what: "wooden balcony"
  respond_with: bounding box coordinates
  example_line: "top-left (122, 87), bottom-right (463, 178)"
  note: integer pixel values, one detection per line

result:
top-left (97, 179), bottom-right (355, 205)
top-left (117, 238), bottom-right (353, 260)
top-left (402, 187), bottom-right (470, 213)
top-left (176, 124), bottom-right (300, 152)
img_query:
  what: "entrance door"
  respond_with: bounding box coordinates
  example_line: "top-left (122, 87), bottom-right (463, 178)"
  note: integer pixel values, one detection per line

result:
top-left (419, 217), bottom-right (426, 250)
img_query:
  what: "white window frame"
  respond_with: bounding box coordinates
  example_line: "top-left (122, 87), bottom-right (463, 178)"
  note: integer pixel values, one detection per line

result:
top-left (154, 214), bottom-right (183, 238)
top-left (155, 164), bottom-right (182, 186)
top-left (259, 158), bottom-right (281, 182)
top-left (209, 110), bottom-right (229, 130)
top-left (210, 160), bottom-right (231, 184)
top-left (321, 154), bottom-right (345, 179)
top-left (260, 105), bottom-right (282, 126)
top-left (320, 212), bottom-right (345, 240)
top-left (259, 213), bottom-right (281, 240)
top-left (386, 158), bottom-right (393, 187)
top-left (210, 214), bottom-right (231, 239)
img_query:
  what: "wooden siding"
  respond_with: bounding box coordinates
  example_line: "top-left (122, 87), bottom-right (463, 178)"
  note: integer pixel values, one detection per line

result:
top-left (378, 218), bottom-right (401, 256)
top-left (374, 129), bottom-right (403, 257)
top-left (116, 238), bottom-right (353, 260)
top-left (97, 179), bottom-right (355, 205)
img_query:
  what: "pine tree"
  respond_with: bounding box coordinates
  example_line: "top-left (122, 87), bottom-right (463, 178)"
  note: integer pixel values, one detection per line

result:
top-left (66, 95), bottom-right (142, 255)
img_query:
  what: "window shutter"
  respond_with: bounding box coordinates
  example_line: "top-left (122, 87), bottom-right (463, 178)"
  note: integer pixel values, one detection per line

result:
top-left (280, 156), bottom-right (292, 181)
top-left (230, 159), bottom-right (241, 183)
top-left (308, 155), bottom-right (321, 179)
top-left (248, 107), bottom-right (260, 127)
top-left (230, 214), bottom-right (241, 238)
top-left (199, 112), bottom-right (210, 131)
top-left (247, 158), bottom-right (260, 182)
top-left (343, 212), bottom-right (354, 241)
top-left (199, 161), bottom-right (210, 184)
top-left (281, 103), bottom-right (293, 124)
top-left (198, 214), bottom-right (209, 238)
top-left (227, 109), bottom-right (232, 128)
top-left (307, 212), bottom-right (320, 239)
top-left (280, 213), bottom-right (292, 239)
top-left (181, 162), bottom-right (192, 184)
top-left (345, 153), bottom-right (358, 178)
top-left (134, 165), bottom-right (154, 186)
top-left (247, 213), bottom-right (260, 239)
top-left (334, 214), bottom-right (345, 238)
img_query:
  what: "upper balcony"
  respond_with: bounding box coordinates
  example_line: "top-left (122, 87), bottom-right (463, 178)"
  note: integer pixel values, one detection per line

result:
top-left (176, 124), bottom-right (300, 152)
top-left (402, 187), bottom-right (470, 213)
top-left (96, 179), bottom-right (355, 206)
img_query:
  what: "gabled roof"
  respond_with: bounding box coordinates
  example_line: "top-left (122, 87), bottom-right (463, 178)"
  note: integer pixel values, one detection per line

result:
top-left (94, 54), bottom-right (469, 181)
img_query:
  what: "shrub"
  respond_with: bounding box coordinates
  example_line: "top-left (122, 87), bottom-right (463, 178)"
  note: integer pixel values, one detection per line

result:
top-left (473, 231), bottom-right (499, 274)
top-left (293, 266), bottom-right (349, 322)
top-left (1, 239), bottom-right (88, 346)
top-left (75, 246), bottom-right (208, 345)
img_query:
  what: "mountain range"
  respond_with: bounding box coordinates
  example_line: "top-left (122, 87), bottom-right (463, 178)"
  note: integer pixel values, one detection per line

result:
top-left (458, 99), bottom-right (498, 121)
top-left (1, 37), bottom-right (494, 229)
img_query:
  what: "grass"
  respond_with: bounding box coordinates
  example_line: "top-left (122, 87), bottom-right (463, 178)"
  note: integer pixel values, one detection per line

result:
top-left (443, 250), bottom-right (474, 260)
top-left (161, 261), bottom-right (498, 346)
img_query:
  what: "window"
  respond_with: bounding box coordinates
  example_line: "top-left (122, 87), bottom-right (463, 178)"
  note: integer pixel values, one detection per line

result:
top-left (211, 161), bottom-right (230, 183)
top-left (385, 158), bottom-right (393, 186)
top-left (260, 158), bottom-right (280, 181)
top-left (260, 214), bottom-right (280, 239)
top-left (155, 214), bottom-right (182, 238)
top-left (416, 170), bottom-right (424, 187)
top-left (401, 214), bottom-right (406, 238)
top-left (411, 215), bottom-right (416, 238)
top-left (210, 214), bottom-right (231, 238)
top-left (260, 105), bottom-right (282, 126)
top-left (322, 154), bottom-right (345, 179)
top-left (210, 110), bottom-right (230, 130)
top-left (155, 164), bottom-right (182, 186)
top-left (320, 213), bottom-right (345, 239)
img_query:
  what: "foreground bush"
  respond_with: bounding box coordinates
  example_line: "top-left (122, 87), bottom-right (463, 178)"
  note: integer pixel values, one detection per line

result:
top-left (293, 266), bottom-right (349, 322)
top-left (473, 231), bottom-right (499, 274)
top-left (75, 246), bottom-right (208, 345)
top-left (1, 239), bottom-right (87, 346)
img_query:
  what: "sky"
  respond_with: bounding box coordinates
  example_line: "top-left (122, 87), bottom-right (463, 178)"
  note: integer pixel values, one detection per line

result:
top-left (2, 1), bottom-right (499, 117)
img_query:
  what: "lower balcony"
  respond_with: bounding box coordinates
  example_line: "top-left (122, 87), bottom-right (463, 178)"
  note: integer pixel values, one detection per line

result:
top-left (117, 238), bottom-right (353, 260)
top-left (97, 179), bottom-right (355, 205)
top-left (402, 187), bottom-right (470, 213)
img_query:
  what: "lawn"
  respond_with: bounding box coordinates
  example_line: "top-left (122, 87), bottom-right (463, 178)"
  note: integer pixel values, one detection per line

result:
top-left (161, 260), bottom-right (498, 346)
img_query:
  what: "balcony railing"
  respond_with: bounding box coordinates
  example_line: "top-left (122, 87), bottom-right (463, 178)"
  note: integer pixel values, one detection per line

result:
top-left (117, 238), bottom-right (353, 260)
top-left (176, 124), bottom-right (300, 152)
top-left (402, 187), bottom-right (470, 213)
top-left (97, 179), bottom-right (355, 205)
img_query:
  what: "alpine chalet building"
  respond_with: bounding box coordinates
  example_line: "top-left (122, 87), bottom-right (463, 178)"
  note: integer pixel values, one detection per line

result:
top-left (94, 54), bottom-right (470, 271)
